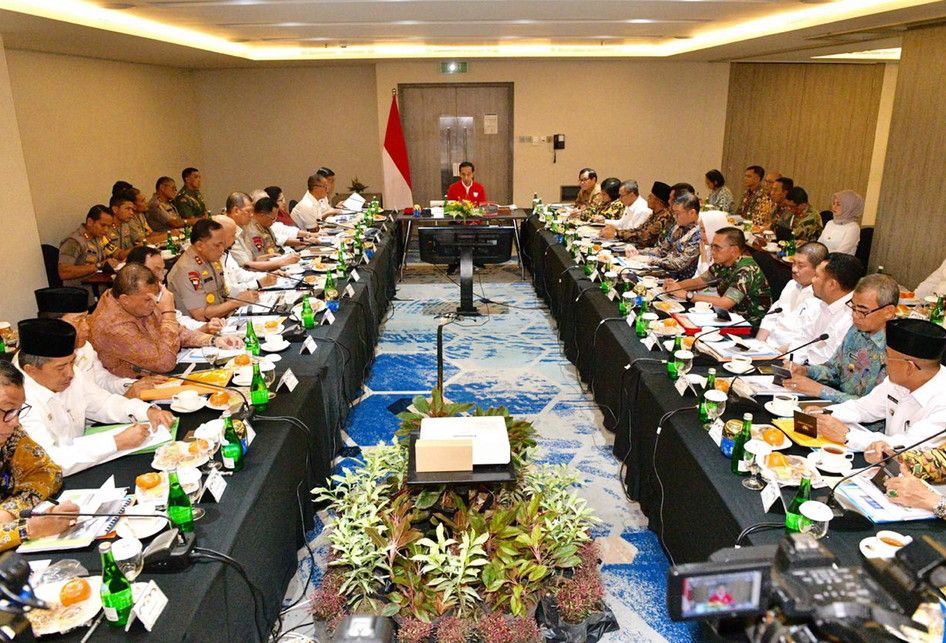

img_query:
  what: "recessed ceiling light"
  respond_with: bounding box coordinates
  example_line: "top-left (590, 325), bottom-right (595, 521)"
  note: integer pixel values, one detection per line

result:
top-left (813, 47), bottom-right (901, 60)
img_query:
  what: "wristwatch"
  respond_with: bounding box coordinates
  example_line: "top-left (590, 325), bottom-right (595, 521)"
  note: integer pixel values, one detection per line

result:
top-left (686, 291), bottom-right (694, 302)
top-left (934, 496), bottom-right (946, 521)
top-left (16, 519), bottom-right (29, 543)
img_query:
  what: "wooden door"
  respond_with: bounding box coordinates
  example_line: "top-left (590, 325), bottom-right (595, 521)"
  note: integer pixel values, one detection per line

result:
top-left (400, 83), bottom-right (514, 206)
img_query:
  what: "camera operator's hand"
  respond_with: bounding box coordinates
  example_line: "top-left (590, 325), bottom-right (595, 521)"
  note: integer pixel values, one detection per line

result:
top-left (884, 471), bottom-right (940, 512)
top-left (864, 440), bottom-right (896, 464)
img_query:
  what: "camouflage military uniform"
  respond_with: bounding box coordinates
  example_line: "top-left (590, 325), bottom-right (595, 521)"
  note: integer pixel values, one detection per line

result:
top-left (791, 204), bottom-right (824, 245)
top-left (700, 256), bottom-right (772, 328)
top-left (173, 187), bottom-right (208, 220)
top-left (166, 245), bottom-right (228, 316)
top-left (617, 208), bottom-right (673, 249)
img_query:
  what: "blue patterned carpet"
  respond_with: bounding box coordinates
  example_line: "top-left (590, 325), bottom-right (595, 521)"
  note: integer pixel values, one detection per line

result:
top-left (279, 263), bottom-right (699, 642)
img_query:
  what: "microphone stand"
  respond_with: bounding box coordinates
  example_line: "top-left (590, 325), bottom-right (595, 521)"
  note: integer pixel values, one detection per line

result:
top-left (824, 425), bottom-right (946, 531)
top-left (224, 294), bottom-right (282, 316)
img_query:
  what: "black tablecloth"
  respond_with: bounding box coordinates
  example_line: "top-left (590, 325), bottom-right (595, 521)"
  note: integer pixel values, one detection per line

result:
top-left (520, 215), bottom-right (946, 567)
top-left (22, 218), bottom-right (401, 641)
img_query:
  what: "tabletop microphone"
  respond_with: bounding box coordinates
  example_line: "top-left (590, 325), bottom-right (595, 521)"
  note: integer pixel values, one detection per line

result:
top-left (824, 424), bottom-right (946, 531)
top-left (224, 293), bottom-right (287, 316)
top-left (764, 333), bottom-right (830, 363)
top-left (18, 508), bottom-right (197, 572)
top-left (131, 363), bottom-right (254, 421)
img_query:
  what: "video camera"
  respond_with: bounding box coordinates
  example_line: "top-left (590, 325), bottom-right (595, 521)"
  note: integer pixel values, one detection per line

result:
top-left (0, 551), bottom-right (48, 641)
top-left (667, 532), bottom-right (946, 642)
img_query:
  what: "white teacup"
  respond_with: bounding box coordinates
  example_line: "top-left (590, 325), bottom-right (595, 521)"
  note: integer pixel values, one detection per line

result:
top-left (693, 301), bottom-right (713, 314)
top-left (770, 393), bottom-right (799, 416)
top-left (640, 276), bottom-right (659, 289)
top-left (763, 230), bottom-right (776, 242)
top-left (173, 389), bottom-right (201, 408)
top-left (728, 355), bottom-right (753, 373)
top-left (641, 312), bottom-right (659, 324)
top-left (818, 444), bottom-right (854, 471)
top-left (875, 530), bottom-right (912, 553)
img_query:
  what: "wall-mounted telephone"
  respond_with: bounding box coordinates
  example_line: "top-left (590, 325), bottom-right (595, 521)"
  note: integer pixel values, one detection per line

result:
top-left (553, 134), bottom-right (565, 150)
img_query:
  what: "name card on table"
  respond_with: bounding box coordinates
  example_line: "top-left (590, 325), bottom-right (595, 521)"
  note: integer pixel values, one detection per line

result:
top-left (204, 468), bottom-right (227, 503)
top-left (674, 377), bottom-right (690, 397)
top-left (588, 270), bottom-right (598, 283)
top-left (351, 270), bottom-right (361, 282)
top-left (245, 421), bottom-right (256, 447)
top-left (345, 284), bottom-right (356, 299)
top-left (606, 288), bottom-right (617, 301)
top-left (707, 419), bottom-right (724, 447)
top-left (761, 480), bottom-right (784, 513)
top-left (322, 310), bottom-right (336, 325)
top-left (361, 253), bottom-right (370, 265)
top-left (277, 368), bottom-right (298, 393)
top-left (641, 334), bottom-right (658, 351)
top-left (301, 335), bottom-right (318, 355)
top-left (126, 581), bottom-right (168, 632)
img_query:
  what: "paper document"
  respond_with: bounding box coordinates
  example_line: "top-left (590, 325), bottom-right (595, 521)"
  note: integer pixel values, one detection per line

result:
top-left (698, 338), bottom-right (781, 361)
top-left (342, 192), bottom-right (366, 212)
top-left (420, 416), bottom-right (510, 465)
top-left (835, 472), bottom-right (936, 523)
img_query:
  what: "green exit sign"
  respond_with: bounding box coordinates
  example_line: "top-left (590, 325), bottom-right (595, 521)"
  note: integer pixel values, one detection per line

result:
top-left (441, 61), bottom-right (468, 74)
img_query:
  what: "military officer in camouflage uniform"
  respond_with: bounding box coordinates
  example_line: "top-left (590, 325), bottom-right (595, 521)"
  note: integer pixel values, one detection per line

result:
top-left (167, 219), bottom-right (254, 320)
top-left (664, 226), bottom-right (773, 328)
top-left (173, 167), bottom-right (209, 220)
top-left (57, 205), bottom-right (119, 302)
top-left (782, 187), bottom-right (825, 245)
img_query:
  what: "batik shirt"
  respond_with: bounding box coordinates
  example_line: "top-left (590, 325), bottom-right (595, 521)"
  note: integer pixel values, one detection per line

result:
top-left (581, 198), bottom-right (623, 222)
top-left (173, 187), bottom-right (208, 220)
top-left (706, 187), bottom-right (735, 214)
top-left (701, 256), bottom-right (772, 327)
top-left (901, 448), bottom-right (946, 484)
top-left (617, 208), bottom-right (673, 249)
top-left (736, 186), bottom-right (774, 228)
top-left (791, 205), bottom-right (824, 244)
top-left (806, 327), bottom-right (887, 403)
top-left (0, 428), bottom-right (63, 551)
top-left (646, 222), bottom-right (702, 280)
top-left (574, 183), bottom-right (600, 209)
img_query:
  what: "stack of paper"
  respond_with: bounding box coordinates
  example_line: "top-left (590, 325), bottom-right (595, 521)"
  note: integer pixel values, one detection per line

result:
top-left (835, 473), bottom-right (936, 523)
top-left (698, 337), bottom-right (781, 361)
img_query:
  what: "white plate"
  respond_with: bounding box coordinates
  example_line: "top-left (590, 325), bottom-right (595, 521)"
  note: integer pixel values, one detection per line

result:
top-left (206, 397), bottom-right (237, 412)
top-left (151, 443), bottom-right (210, 471)
top-left (751, 425), bottom-right (792, 451)
top-left (859, 536), bottom-right (899, 560)
top-left (723, 362), bottom-right (755, 375)
top-left (696, 331), bottom-right (726, 343)
top-left (291, 300), bottom-right (327, 321)
top-left (116, 510), bottom-right (167, 540)
top-left (261, 340), bottom-right (290, 352)
top-left (763, 400), bottom-right (800, 417)
top-left (29, 577), bottom-right (103, 637)
top-left (170, 399), bottom-right (206, 414)
top-left (806, 452), bottom-right (853, 475)
top-left (283, 264), bottom-right (304, 274)
top-left (254, 322), bottom-right (284, 336)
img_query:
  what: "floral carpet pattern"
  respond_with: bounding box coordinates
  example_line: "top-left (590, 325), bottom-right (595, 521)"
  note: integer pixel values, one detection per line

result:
top-left (279, 263), bottom-right (698, 642)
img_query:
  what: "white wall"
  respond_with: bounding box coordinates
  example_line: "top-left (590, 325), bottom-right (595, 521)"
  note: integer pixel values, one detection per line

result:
top-left (375, 60), bottom-right (731, 206)
top-left (4, 50), bottom-right (202, 245)
top-left (0, 37), bottom-right (47, 324)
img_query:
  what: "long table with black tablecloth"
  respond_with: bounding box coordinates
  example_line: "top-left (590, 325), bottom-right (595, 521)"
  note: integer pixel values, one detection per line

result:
top-left (520, 214), bottom-right (946, 567)
top-left (22, 217), bottom-right (402, 641)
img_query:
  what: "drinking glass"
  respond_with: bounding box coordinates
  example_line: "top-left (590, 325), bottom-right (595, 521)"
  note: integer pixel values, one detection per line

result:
top-left (112, 538), bottom-right (143, 580)
top-left (742, 439), bottom-right (772, 490)
top-left (201, 344), bottom-right (220, 367)
top-left (799, 501), bottom-right (833, 539)
top-left (263, 366), bottom-right (277, 399)
top-left (674, 350), bottom-right (694, 377)
top-left (702, 390), bottom-right (728, 427)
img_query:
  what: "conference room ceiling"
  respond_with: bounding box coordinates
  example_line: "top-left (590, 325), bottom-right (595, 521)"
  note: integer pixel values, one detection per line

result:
top-left (1, 1), bottom-right (945, 67)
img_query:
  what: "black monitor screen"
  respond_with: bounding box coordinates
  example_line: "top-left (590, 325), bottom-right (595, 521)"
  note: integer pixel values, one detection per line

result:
top-left (418, 226), bottom-right (513, 264)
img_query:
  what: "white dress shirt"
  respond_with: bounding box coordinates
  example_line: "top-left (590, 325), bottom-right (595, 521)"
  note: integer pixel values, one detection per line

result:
top-left (759, 282), bottom-right (815, 349)
top-left (829, 367), bottom-right (946, 452)
top-left (916, 257), bottom-right (946, 300)
top-left (228, 225), bottom-right (255, 269)
top-left (175, 310), bottom-right (205, 332)
top-left (818, 220), bottom-right (860, 255)
top-left (790, 291), bottom-right (854, 365)
top-left (223, 249), bottom-right (262, 293)
top-left (16, 357), bottom-right (152, 476)
top-left (290, 192), bottom-right (329, 230)
top-left (608, 196), bottom-right (652, 231)
top-left (74, 341), bottom-right (133, 396)
top-left (271, 221), bottom-right (301, 246)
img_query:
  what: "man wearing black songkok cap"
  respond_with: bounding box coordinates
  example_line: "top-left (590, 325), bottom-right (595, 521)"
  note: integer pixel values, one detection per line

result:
top-left (14, 318), bottom-right (175, 476)
top-left (809, 318), bottom-right (946, 452)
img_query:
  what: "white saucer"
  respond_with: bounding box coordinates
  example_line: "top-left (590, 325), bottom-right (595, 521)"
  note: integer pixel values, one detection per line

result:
top-left (262, 341), bottom-right (290, 352)
top-left (859, 536), bottom-right (899, 560)
top-left (763, 400), bottom-right (800, 417)
top-left (232, 376), bottom-right (251, 387)
top-left (170, 400), bottom-right (206, 414)
top-left (696, 331), bottom-right (725, 343)
top-left (806, 452), bottom-right (853, 475)
top-left (723, 362), bottom-right (755, 375)
top-left (116, 510), bottom-right (167, 540)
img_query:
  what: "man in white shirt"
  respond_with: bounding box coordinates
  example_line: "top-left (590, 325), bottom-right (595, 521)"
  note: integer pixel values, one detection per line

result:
top-left (757, 242), bottom-right (827, 347)
top-left (916, 257), bottom-right (946, 300)
top-left (249, 189), bottom-right (318, 249)
top-left (211, 215), bottom-right (278, 293)
top-left (811, 319), bottom-right (946, 452)
top-left (15, 318), bottom-right (175, 476)
top-left (291, 172), bottom-right (337, 230)
top-left (604, 180), bottom-right (652, 231)
top-left (226, 193), bottom-right (299, 272)
top-left (788, 252), bottom-right (864, 365)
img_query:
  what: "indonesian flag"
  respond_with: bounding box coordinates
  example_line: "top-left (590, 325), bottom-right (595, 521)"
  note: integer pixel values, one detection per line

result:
top-left (382, 93), bottom-right (413, 210)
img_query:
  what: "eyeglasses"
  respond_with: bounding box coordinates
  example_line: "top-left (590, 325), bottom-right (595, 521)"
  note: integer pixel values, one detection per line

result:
top-left (0, 404), bottom-right (30, 423)
top-left (845, 301), bottom-right (891, 318)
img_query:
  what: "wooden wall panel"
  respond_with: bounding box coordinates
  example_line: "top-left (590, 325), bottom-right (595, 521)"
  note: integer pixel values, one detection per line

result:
top-left (722, 63), bottom-right (884, 215)
top-left (873, 24), bottom-right (946, 287)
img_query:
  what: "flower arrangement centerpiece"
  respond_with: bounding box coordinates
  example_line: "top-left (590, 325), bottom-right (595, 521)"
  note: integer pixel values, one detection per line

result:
top-left (444, 199), bottom-right (483, 220)
top-left (310, 389), bottom-right (614, 641)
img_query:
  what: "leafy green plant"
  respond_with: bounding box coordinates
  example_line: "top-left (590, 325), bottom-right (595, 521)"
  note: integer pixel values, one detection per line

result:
top-left (411, 523), bottom-right (489, 616)
top-left (349, 177), bottom-right (368, 193)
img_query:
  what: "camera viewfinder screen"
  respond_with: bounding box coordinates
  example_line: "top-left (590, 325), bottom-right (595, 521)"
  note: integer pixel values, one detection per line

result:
top-left (680, 570), bottom-right (762, 618)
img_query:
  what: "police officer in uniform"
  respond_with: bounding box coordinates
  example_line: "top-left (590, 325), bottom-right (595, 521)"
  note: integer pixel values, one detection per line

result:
top-left (167, 219), bottom-right (257, 320)
top-left (57, 205), bottom-right (119, 303)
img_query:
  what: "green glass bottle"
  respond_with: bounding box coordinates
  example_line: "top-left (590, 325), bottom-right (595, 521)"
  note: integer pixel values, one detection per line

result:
top-left (300, 295), bottom-right (315, 329)
top-left (99, 542), bottom-right (134, 627)
top-left (698, 368), bottom-right (718, 424)
top-left (786, 234), bottom-right (796, 259)
top-left (730, 413), bottom-right (753, 476)
top-left (666, 334), bottom-right (684, 380)
top-left (634, 298), bottom-right (650, 339)
top-left (244, 321), bottom-right (260, 356)
top-left (930, 295), bottom-right (944, 326)
top-left (250, 362), bottom-right (269, 412)
top-left (165, 232), bottom-right (176, 255)
top-left (617, 297), bottom-right (629, 318)
top-left (166, 469), bottom-right (194, 533)
top-left (785, 475), bottom-right (812, 532)
top-left (220, 413), bottom-right (244, 472)
top-left (0, 335), bottom-right (6, 355)
top-left (324, 269), bottom-right (338, 300)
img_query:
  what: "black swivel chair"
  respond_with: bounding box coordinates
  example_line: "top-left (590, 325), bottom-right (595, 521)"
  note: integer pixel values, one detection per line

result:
top-left (820, 210), bottom-right (833, 227)
top-left (750, 248), bottom-right (792, 302)
top-left (288, 199), bottom-right (298, 213)
top-left (855, 226), bottom-right (874, 267)
top-left (41, 244), bottom-right (63, 288)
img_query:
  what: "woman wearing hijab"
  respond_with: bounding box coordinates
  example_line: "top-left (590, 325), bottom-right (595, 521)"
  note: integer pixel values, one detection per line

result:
top-left (818, 190), bottom-right (863, 255)
top-left (695, 209), bottom-right (731, 275)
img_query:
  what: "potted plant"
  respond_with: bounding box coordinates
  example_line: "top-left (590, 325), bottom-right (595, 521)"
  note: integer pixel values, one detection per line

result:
top-left (534, 559), bottom-right (618, 643)
top-left (349, 177), bottom-right (368, 193)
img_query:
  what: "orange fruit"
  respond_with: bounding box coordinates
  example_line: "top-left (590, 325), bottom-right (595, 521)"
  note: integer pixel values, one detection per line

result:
top-left (264, 320), bottom-right (278, 329)
top-left (60, 578), bottom-right (91, 606)
top-left (188, 439), bottom-right (209, 455)
top-left (136, 472), bottom-right (162, 490)
top-left (209, 391), bottom-right (229, 406)
top-left (766, 453), bottom-right (788, 468)
top-left (762, 428), bottom-right (784, 447)
top-left (234, 354), bottom-right (251, 366)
